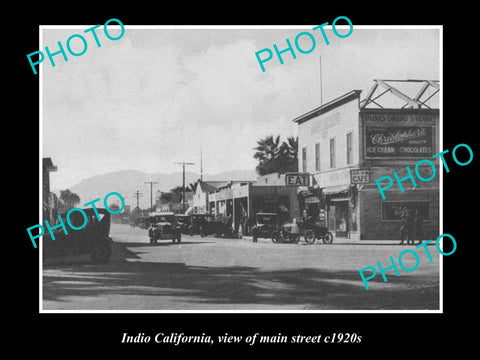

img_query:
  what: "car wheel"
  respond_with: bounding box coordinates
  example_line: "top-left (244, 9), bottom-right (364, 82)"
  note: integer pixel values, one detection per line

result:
top-left (89, 238), bottom-right (112, 264)
top-left (271, 230), bottom-right (280, 244)
top-left (304, 230), bottom-right (316, 245)
top-left (323, 232), bottom-right (334, 244)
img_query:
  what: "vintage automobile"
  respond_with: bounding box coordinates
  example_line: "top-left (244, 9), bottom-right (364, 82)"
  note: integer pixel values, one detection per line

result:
top-left (251, 213), bottom-right (280, 242)
top-left (43, 208), bottom-right (113, 263)
top-left (302, 219), bottom-right (334, 244)
top-left (147, 212), bottom-right (182, 244)
top-left (212, 215), bottom-right (240, 238)
top-left (270, 218), bottom-right (333, 244)
top-left (174, 214), bottom-right (192, 234)
top-left (188, 213), bottom-right (213, 236)
top-left (271, 220), bottom-right (312, 244)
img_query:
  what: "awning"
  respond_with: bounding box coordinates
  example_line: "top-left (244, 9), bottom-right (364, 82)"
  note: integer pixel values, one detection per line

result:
top-left (184, 206), bottom-right (194, 215)
top-left (278, 204), bottom-right (289, 213)
top-left (322, 184), bottom-right (350, 195)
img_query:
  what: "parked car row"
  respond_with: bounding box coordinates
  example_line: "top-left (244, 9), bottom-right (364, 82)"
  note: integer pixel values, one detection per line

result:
top-left (131, 211), bottom-right (334, 246)
top-left (251, 212), bottom-right (334, 245)
top-left (130, 212), bottom-right (241, 245)
top-left (42, 209), bottom-right (335, 264)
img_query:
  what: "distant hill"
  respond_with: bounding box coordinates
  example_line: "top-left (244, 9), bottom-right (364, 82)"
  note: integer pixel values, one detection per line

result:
top-left (53, 169), bottom-right (257, 209)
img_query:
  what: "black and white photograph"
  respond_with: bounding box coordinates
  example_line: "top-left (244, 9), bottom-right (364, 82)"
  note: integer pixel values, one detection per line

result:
top-left (38, 24), bottom-right (442, 312)
top-left (15, 7), bottom-right (476, 355)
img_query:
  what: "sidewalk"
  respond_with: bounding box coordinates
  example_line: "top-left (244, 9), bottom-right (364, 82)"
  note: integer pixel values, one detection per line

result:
top-left (241, 235), bottom-right (433, 246)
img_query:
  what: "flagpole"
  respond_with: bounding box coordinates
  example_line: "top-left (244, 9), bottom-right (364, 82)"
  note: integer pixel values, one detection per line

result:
top-left (320, 54), bottom-right (323, 105)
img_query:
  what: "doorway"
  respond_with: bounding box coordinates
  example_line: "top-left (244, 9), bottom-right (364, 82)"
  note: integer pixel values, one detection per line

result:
top-left (330, 200), bottom-right (349, 237)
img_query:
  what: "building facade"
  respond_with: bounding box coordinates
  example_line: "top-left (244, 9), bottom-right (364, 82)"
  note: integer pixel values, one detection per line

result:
top-left (208, 173), bottom-right (301, 233)
top-left (42, 157), bottom-right (58, 223)
top-left (192, 180), bottom-right (230, 213)
top-left (294, 87), bottom-right (440, 240)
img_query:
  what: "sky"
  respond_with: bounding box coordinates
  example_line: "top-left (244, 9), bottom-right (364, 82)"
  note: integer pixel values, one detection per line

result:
top-left (41, 25), bottom-right (440, 190)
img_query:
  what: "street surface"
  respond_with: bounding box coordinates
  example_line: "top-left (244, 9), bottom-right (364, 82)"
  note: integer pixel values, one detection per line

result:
top-left (42, 224), bottom-right (440, 311)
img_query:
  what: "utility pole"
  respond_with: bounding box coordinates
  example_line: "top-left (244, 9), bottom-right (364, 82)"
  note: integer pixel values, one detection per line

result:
top-left (174, 161), bottom-right (195, 213)
top-left (144, 181), bottom-right (158, 212)
top-left (200, 145), bottom-right (203, 181)
top-left (133, 190), bottom-right (143, 208)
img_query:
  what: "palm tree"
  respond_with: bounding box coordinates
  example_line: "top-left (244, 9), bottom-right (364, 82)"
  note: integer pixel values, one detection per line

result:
top-left (253, 135), bottom-right (281, 162)
top-left (253, 135), bottom-right (281, 175)
top-left (253, 135), bottom-right (298, 175)
top-left (281, 136), bottom-right (298, 159)
top-left (279, 136), bottom-right (298, 173)
top-left (188, 182), bottom-right (197, 192)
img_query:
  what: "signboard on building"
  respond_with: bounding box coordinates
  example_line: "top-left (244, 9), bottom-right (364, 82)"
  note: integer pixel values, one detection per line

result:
top-left (350, 169), bottom-right (370, 184)
top-left (314, 168), bottom-right (351, 188)
top-left (364, 125), bottom-right (433, 158)
top-left (285, 173), bottom-right (310, 187)
top-left (362, 111), bottom-right (437, 159)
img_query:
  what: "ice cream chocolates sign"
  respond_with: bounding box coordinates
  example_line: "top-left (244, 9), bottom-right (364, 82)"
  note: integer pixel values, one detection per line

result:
top-left (362, 112), bottom-right (436, 158)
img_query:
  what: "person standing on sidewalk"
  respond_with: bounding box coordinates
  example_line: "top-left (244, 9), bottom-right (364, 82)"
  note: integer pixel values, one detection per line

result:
top-left (405, 209), bottom-right (416, 245)
top-left (399, 207), bottom-right (408, 245)
top-left (415, 208), bottom-right (423, 244)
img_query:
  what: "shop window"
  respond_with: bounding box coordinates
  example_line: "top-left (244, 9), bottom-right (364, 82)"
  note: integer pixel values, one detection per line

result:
top-left (381, 201), bottom-right (430, 221)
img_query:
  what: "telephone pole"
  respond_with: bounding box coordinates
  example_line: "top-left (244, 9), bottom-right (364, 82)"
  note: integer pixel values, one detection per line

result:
top-left (200, 145), bottom-right (203, 181)
top-left (144, 181), bottom-right (158, 212)
top-left (133, 190), bottom-right (143, 208)
top-left (174, 161), bottom-right (195, 213)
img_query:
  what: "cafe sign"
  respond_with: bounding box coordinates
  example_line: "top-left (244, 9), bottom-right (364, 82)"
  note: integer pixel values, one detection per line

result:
top-left (350, 169), bottom-right (370, 184)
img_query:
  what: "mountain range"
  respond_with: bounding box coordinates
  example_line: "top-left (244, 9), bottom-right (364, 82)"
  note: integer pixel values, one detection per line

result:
top-left (53, 169), bottom-right (257, 210)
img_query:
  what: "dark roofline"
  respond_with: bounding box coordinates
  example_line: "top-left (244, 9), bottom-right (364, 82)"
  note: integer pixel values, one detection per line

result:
top-left (292, 90), bottom-right (362, 125)
top-left (43, 157), bottom-right (57, 172)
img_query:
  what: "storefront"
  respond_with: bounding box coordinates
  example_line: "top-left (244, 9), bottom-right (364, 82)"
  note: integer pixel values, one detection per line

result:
top-left (293, 85), bottom-right (440, 240)
top-left (358, 108), bottom-right (440, 240)
top-left (210, 177), bottom-right (300, 233)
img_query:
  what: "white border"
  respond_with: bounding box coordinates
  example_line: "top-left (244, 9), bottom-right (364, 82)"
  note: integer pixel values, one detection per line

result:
top-left (39, 24), bottom-right (443, 314)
